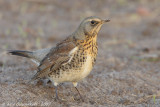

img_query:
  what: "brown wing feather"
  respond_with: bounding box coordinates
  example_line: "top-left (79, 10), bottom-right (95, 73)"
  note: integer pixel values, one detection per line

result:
top-left (32, 37), bottom-right (76, 80)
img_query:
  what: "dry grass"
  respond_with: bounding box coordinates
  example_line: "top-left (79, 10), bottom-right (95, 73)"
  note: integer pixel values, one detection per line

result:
top-left (0, 0), bottom-right (160, 106)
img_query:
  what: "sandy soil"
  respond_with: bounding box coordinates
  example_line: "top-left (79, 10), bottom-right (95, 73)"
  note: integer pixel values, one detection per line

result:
top-left (0, 0), bottom-right (160, 106)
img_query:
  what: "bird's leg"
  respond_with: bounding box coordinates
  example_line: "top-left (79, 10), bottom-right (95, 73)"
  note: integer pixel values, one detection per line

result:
top-left (74, 87), bottom-right (84, 101)
top-left (73, 82), bottom-right (84, 101)
top-left (54, 82), bottom-right (60, 101)
top-left (55, 86), bottom-right (59, 100)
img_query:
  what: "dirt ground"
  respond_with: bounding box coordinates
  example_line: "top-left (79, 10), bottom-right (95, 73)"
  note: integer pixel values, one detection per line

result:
top-left (0, 0), bottom-right (160, 106)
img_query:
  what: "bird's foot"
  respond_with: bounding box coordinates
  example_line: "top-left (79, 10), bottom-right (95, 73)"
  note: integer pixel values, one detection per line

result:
top-left (54, 96), bottom-right (66, 102)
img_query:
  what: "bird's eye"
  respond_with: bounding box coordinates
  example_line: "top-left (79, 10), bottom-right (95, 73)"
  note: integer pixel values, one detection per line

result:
top-left (91, 20), bottom-right (96, 25)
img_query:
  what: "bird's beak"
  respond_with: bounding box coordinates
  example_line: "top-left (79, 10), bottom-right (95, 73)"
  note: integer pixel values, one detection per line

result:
top-left (102, 19), bottom-right (110, 24)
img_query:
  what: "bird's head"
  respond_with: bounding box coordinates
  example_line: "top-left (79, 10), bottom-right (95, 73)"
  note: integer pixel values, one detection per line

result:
top-left (73, 16), bottom-right (110, 40)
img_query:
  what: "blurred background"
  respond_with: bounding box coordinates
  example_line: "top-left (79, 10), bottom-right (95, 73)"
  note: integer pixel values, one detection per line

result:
top-left (0, 0), bottom-right (160, 106)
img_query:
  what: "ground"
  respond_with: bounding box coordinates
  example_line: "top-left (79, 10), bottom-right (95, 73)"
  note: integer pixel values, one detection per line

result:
top-left (0, 0), bottom-right (160, 106)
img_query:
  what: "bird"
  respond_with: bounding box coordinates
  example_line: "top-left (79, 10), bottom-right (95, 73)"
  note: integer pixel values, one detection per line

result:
top-left (8, 16), bottom-right (110, 101)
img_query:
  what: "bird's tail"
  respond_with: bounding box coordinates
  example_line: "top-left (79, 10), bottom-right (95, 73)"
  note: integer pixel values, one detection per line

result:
top-left (8, 50), bottom-right (33, 58)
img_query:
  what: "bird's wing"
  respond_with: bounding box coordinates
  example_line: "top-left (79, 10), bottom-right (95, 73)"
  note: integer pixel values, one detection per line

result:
top-left (32, 39), bottom-right (78, 80)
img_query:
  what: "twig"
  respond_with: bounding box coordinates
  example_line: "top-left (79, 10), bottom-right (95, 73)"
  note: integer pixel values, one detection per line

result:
top-left (134, 72), bottom-right (160, 90)
top-left (20, 0), bottom-right (54, 4)
top-left (134, 92), bottom-right (160, 104)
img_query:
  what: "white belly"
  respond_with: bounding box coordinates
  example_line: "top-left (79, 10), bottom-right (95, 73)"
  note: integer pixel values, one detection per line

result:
top-left (81, 55), bottom-right (93, 79)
